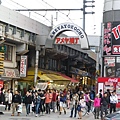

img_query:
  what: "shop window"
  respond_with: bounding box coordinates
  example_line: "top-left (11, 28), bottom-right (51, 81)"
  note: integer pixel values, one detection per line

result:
top-left (4, 45), bottom-right (13, 61)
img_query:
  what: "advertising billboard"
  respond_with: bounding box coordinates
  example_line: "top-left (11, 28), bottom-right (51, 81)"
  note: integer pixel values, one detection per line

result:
top-left (104, 57), bottom-right (115, 77)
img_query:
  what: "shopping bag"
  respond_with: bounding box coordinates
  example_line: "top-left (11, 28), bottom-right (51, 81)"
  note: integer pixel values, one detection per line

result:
top-left (17, 104), bottom-right (22, 113)
top-left (63, 103), bottom-right (66, 108)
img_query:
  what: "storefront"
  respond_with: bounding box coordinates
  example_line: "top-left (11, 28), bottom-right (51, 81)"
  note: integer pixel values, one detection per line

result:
top-left (19, 67), bottom-right (79, 91)
top-left (1, 68), bottom-right (20, 92)
top-left (98, 77), bottom-right (120, 107)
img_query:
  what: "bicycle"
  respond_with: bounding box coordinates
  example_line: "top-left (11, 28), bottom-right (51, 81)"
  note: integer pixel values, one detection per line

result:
top-left (82, 105), bottom-right (95, 117)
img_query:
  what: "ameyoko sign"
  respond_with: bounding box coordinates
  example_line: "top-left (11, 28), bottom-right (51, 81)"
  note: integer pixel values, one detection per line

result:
top-left (55, 37), bottom-right (79, 44)
top-left (47, 22), bottom-right (89, 49)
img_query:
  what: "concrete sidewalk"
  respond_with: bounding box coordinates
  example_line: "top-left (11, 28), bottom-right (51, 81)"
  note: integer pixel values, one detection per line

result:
top-left (0, 106), bottom-right (95, 120)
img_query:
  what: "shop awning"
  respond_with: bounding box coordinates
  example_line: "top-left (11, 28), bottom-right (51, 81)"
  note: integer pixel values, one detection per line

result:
top-left (38, 74), bottom-right (52, 81)
top-left (57, 72), bottom-right (79, 83)
top-left (20, 67), bottom-right (78, 83)
top-left (38, 74), bottom-right (69, 81)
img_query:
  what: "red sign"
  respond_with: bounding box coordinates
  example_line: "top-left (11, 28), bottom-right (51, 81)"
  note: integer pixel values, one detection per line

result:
top-left (55, 37), bottom-right (79, 44)
top-left (112, 45), bottom-right (120, 54)
top-left (0, 80), bottom-right (3, 93)
top-left (98, 77), bottom-right (120, 83)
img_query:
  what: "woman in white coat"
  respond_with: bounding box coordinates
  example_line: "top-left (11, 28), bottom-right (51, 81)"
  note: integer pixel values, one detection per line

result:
top-left (6, 89), bottom-right (12, 111)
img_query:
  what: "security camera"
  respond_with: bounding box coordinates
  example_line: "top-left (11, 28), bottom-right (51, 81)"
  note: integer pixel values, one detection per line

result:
top-left (0, 36), bottom-right (4, 40)
top-left (0, 36), bottom-right (5, 44)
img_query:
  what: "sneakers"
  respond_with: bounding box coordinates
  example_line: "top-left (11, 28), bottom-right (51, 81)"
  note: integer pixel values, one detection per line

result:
top-left (35, 114), bottom-right (38, 117)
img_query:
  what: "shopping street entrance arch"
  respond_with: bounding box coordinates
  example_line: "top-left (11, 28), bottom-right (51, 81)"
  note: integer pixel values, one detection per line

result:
top-left (46, 22), bottom-right (89, 49)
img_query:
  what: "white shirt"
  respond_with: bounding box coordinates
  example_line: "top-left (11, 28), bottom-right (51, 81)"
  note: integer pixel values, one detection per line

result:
top-left (110, 95), bottom-right (118, 104)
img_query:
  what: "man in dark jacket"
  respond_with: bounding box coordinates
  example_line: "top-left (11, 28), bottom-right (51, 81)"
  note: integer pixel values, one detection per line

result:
top-left (24, 91), bottom-right (32, 116)
top-left (11, 90), bottom-right (21, 116)
top-left (101, 92), bottom-right (109, 119)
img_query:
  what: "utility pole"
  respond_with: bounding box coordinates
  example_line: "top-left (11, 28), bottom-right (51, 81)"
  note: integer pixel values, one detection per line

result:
top-left (34, 45), bottom-right (40, 86)
top-left (83, 0), bottom-right (95, 31)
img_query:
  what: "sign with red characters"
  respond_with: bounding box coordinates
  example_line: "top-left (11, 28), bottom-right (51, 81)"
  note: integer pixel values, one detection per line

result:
top-left (55, 37), bottom-right (79, 44)
top-left (20, 56), bottom-right (27, 77)
top-left (112, 22), bottom-right (120, 55)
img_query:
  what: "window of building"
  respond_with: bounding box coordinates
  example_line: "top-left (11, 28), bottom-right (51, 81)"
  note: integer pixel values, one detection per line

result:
top-left (4, 45), bottom-right (13, 61)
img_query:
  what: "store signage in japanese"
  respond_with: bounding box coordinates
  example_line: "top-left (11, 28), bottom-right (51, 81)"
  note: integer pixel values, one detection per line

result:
top-left (2, 68), bottom-right (20, 78)
top-left (103, 22), bottom-right (112, 55)
top-left (55, 37), bottom-right (79, 44)
top-left (20, 56), bottom-right (27, 77)
top-left (103, 22), bottom-right (120, 55)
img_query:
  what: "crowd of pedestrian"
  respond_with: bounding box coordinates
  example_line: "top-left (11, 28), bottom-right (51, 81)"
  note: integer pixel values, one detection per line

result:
top-left (0, 86), bottom-right (119, 119)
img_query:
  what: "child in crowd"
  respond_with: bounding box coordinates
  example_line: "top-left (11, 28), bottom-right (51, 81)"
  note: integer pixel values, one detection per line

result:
top-left (94, 94), bottom-right (101, 119)
top-left (77, 93), bottom-right (86, 119)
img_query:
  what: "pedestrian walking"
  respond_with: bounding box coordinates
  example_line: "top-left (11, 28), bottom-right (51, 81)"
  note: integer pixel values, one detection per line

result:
top-left (34, 92), bottom-right (41, 117)
top-left (59, 93), bottom-right (66, 115)
top-left (110, 90), bottom-right (118, 114)
top-left (24, 91), bottom-right (32, 116)
top-left (66, 91), bottom-right (70, 109)
top-left (52, 89), bottom-right (57, 112)
top-left (70, 93), bottom-right (79, 118)
top-left (11, 90), bottom-right (21, 116)
top-left (101, 92), bottom-right (109, 119)
top-left (77, 93), bottom-right (86, 119)
top-left (45, 90), bottom-right (52, 114)
top-left (94, 94), bottom-right (101, 119)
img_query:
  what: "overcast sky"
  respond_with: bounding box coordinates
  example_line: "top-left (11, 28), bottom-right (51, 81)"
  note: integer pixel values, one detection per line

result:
top-left (1, 0), bottom-right (104, 36)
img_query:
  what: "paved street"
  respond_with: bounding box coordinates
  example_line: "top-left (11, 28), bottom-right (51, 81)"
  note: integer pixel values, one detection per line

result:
top-left (0, 108), bottom-right (95, 120)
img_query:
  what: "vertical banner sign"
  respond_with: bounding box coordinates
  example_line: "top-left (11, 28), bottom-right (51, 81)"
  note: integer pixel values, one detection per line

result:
top-left (20, 56), bottom-right (27, 77)
top-left (103, 22), bottom-right (112, 55)
top-left (112, 22), bottom-right (120, 54)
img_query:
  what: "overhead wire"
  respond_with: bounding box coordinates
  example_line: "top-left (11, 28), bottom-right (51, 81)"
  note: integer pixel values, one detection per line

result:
top-left (4, 0), bottom-right (52, 25)
top-left (41, 0), bottom-right (74, 23)
top-left (34, 0), bottom-right (67, 22)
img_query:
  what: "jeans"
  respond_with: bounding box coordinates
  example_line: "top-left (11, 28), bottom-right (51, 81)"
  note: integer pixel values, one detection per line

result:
top-left (25, 104), bottom-right (30, 115)
top-left (70, 105), bottom-right (77, 117)
top-left (101, 105), bottom-right (108, 118)
top-left (110, 103), bottom-right (116, 114)
top-left (94, 107), bottom-right (100, 118)
top-left (5, 101), bottom-right (11, 110)
top-left (35, 104), bottom-right (40, 114)
top-left (52, 101), bottom-right (56, 112)
top-left (46, 103), bottom-right (50, 114)
top-left (86, 102), bottom-right (91, 112)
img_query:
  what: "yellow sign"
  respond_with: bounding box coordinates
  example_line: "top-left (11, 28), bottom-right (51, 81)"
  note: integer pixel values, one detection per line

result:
top-left (0, 52), bottom-right (4, 75)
